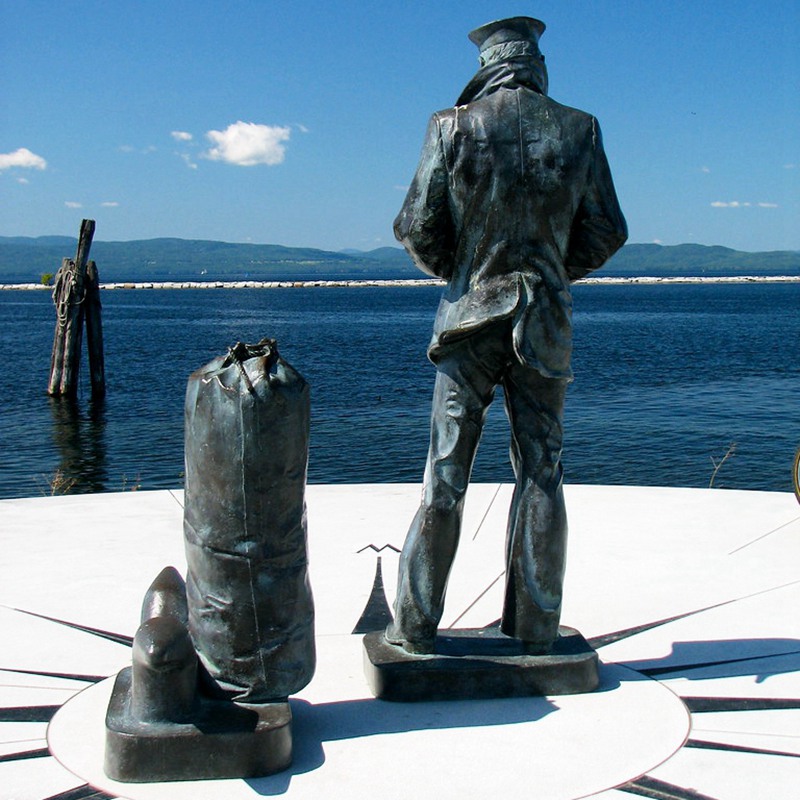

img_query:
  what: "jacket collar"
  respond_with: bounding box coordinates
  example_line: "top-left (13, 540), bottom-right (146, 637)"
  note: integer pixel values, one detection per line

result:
top-left (456, 58), bottom-right (548, 106)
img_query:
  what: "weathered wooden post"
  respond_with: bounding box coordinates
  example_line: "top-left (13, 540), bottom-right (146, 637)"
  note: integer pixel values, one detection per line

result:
top-left (84, 259), bottom-right (106, 399)
top-left (48, 219), bottom-right (105, 399)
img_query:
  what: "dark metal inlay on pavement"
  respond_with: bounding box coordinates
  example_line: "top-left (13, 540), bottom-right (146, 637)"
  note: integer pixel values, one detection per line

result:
top-left (7, 607), bottom-right (133, 647)
top-left (619, 774), bottom-right (721, 799)
top-left (352, 556), bottom-right (394, 634)
top-left (0, 747), bottom-right (50, 763)
top-left (0, 704), bottom-right (60, 722)
top-left (43, 786), bottom-right (118, 800)
top-left (686, 738), bottom-right (800, 759)
top-left (683, 696), bottom-right (800, 713)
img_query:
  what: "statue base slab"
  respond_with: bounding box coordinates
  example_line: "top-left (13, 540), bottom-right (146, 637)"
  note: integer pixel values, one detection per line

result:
top-left (104, 668), bottom-right (292, 782)
top-left (363, 625), bottom-right (599, 702)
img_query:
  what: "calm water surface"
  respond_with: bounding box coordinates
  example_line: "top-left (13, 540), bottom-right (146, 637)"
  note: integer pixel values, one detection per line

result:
top-left (1, 282), bottom-right (798, 498)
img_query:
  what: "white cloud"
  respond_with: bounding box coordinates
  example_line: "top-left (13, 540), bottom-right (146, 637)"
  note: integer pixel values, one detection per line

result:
top-left (17, 177), bottom-right (30, 185)
top-left (784, 164), bottom-right (796, 170)
top-left (178, 152), bottom-right (198, 170)
top-left (65, 201), bottom-right (83, 209)
top-left (296, 123), bottom-right (310, 134)
top-left (711, 200), bottom-right (777, 209)
top-left (204, 121), bottom-right (291, 166)
top-left (120, 144), bottom-right (156, 154)
top-left (171, 130), bottom-right (193, 142)
top-left (700, 166), bottom-right (710, 173)
top-left (0, 147), bottom-right (47, 171)
top-left (101, 201), bottom-right (119, 208)
top-left (652, 238), bottom-right (663, 244)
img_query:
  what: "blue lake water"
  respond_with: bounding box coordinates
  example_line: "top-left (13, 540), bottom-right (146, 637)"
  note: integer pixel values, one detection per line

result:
top-left (1, 282), bottom-right (798, 498)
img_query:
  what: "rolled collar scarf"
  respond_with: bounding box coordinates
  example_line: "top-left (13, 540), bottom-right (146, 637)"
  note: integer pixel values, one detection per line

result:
top-left (456, 58), bottom-right (548, 106)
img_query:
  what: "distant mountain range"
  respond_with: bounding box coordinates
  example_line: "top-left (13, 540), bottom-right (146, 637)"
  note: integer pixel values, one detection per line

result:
top-left (1, 236), bottom-right (798, 283)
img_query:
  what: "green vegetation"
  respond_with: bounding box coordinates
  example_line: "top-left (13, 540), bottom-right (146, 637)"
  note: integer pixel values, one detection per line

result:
top-left (605, 243), bottom-right (800, 277)
top-left (2, 236), bottom-right (799, 284)
top-left (0, 237), bottom-right (418, 283)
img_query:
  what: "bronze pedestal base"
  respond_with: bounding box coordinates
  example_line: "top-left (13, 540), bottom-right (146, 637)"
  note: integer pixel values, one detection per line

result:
top-left (364, 625), bottom-right (599, 702)
top-left (104, 668), bottom-right (292, 782)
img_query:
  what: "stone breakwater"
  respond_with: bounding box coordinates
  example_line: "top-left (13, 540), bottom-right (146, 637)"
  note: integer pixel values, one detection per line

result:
top-left (1, 278), bottom-right (444, 291)
top-left (2, 276), bottom-right (799, 290)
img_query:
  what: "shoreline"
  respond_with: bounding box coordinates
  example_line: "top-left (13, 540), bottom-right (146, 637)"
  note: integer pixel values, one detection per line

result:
top-left (1, 274), bottom-right (799, 291)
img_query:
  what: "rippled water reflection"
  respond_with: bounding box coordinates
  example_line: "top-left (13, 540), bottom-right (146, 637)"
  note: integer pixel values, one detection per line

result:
top-left (1, 282), bottom-right (798, 498)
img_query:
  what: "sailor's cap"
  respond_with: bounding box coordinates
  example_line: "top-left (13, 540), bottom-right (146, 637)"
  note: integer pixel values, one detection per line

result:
top-left (468, 16), bottom-right (545, 53)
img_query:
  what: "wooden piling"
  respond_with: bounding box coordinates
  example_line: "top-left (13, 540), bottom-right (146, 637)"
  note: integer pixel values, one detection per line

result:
top-left (84, 260), bottom-right (106, 398)
top-left (47, 256), bottom-right (74, 396)
top-left (47, 219), bottom-right (105, 398)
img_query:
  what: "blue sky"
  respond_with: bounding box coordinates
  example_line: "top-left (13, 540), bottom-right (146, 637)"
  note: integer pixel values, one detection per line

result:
top-left (2, 0), bottom-right (798, 252)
